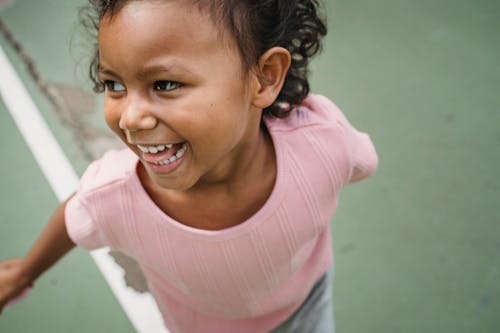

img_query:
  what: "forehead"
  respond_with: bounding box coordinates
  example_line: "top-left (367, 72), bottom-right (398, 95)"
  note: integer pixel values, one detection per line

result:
top-left (98, 1), bottom-right (237, 65)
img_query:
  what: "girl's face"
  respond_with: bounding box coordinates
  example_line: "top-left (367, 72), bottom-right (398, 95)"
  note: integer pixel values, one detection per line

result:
top-left (98, 1), bottom-right (264, 192)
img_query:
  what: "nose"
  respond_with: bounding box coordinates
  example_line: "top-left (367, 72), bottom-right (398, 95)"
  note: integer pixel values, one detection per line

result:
top-left (119, 94), bottom-right (158, 132)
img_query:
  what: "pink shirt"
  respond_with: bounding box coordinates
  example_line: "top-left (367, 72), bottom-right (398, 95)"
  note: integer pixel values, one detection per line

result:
top-left (65, 94), bottom-right (378, 333)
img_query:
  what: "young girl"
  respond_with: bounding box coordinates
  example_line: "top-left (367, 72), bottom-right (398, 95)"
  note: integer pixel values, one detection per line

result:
top-left (0, 0), bottom-right (378, 332)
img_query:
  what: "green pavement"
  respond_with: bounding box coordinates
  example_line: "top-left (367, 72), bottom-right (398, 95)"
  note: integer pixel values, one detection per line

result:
top-left (314, 1), bottom-right (500, 332)
top-left (1, 0), bottom-right (499, 332)
top-left (0, 1), bottom-right (135, 332)
top-left (0, 99), bottom-right (134, 332)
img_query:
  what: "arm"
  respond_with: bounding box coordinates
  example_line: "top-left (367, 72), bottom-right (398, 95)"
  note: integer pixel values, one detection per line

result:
top-left (0, 194), bottom-right (76, 314)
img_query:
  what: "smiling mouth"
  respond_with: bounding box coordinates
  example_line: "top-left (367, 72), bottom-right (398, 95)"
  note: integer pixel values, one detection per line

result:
top-left (137, 142), bottom-right (187, 166)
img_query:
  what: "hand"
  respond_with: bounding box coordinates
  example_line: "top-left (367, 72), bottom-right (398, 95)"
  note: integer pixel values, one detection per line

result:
top-left (0, 258), bottom-right (33, 315)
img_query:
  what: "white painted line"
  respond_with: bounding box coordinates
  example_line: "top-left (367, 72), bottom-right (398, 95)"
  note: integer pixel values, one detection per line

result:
top-left (0, 45), bottom-right (168, 333)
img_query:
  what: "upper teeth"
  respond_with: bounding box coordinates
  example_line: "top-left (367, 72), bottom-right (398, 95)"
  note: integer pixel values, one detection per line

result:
top-left (137, 144), bottom-right (173, 154)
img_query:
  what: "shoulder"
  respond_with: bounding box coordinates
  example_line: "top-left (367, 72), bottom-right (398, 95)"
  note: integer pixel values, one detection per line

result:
top-left (77, 148), bottom-right (138, 194)
top-left (64, 149), bottom-right (138, 250)
top-left (264, 94), bottom-right (351, 132)
top-left (266, 94), bottom-right (379, 185)
top-left (265, 94), bottom-right (354, 187)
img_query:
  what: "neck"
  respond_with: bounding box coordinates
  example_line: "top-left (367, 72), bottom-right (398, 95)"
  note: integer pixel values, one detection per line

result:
top-left (137, 120), bottom-right (277, 230)
top-left (192, 121), bottom-right (275, 197)
top-left (139, 117), bottom-right (276, 202)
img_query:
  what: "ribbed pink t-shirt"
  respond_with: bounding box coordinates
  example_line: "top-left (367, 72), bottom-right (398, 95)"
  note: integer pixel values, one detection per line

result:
top-left (65, 94), bottom-right (378, 333)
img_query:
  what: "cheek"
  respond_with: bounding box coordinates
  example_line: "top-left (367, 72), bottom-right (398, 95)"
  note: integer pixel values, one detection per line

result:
top-left (104, 100), bottom-right (122, 134)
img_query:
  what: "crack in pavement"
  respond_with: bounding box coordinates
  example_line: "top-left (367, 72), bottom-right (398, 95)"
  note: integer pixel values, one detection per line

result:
top-left (0, 18), bottom-right (121, 161)
top-left (0, 17), bottom-right (149, 294)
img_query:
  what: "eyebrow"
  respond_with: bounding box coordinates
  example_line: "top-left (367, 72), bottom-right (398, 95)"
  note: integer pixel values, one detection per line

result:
top-left (98, 63), bottom-right (192, 80)
top-left (98, 67), bottom-right (119, 77)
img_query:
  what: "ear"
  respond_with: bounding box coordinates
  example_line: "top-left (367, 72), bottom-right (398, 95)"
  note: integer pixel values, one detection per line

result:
top-left (251, 47), bottom-right (291, 109)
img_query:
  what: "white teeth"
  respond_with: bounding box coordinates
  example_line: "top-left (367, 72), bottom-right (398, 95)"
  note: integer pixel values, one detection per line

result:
top-left (155, 143), bottom-right (187, 166)
top-left (137, 145), bottom-right (149, 153)
top-left (138, 144), bottom-right (173, 154)
top-left (176, 145), bottom-right (186, 158)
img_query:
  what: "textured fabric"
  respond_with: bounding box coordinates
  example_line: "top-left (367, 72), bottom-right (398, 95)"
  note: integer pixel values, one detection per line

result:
top-left (65, 94), bottom-right (378, 333)
top-left (270, 265), bottom-right (334, 333)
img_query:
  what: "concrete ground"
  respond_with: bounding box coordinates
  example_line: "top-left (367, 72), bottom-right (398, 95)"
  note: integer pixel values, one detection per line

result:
top-left (0, 0), bottom-right (499, 332)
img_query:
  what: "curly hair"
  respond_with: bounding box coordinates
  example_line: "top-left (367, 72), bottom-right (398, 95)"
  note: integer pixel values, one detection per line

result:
top-left (82, 0), bottom-right (327, 118)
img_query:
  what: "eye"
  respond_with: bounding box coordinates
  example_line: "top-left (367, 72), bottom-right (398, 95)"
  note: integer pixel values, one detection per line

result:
top-left (153, 80), bottom-right (182, 91)
top-left (103, 80), bottom-right (126, 92)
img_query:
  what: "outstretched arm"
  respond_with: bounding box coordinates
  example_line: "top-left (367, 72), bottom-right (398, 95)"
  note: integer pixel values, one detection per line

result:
top-left (0, 194), bottom-right (76, 314)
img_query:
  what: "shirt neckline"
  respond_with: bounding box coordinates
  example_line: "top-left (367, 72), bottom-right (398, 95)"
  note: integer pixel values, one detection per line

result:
top-left (128, 118), bottom-right (288, 239)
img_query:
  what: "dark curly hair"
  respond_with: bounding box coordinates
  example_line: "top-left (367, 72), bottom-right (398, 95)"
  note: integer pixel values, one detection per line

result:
top-left (82, 0), bottom-right (327, 118)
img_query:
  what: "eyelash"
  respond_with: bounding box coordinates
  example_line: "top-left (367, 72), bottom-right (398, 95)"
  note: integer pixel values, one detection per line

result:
top-left (102, 80), bottom-right (183, 92)
top-left (153, 81), bottom-right (182, 91)
top-left (103, 80), bottom-right (125, 92)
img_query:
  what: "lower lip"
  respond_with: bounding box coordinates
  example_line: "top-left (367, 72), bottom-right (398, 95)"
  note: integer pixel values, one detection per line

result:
top-left (143, 147), bottom-right (187, 174)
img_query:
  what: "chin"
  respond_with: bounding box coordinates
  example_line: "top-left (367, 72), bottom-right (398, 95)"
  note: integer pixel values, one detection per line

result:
top-left (149, 173), bottom-right (197, 192)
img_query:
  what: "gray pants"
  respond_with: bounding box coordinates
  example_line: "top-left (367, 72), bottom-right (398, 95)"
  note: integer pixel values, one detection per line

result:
top-left (270, 266), bottom-right (335, 333)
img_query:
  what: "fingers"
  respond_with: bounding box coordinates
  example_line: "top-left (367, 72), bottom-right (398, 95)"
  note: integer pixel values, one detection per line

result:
top-left (0, 258), bottom-right (22, 269)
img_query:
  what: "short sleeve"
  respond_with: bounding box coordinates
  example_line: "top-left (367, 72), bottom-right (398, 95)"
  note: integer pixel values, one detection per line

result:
top-left (64, 149), bottom-right (136, 250)
top-left (64, 159), bottom-right (107, 250)
top-left (305, 94), bottom-right (379, 184)
top-left (65, 195), bottom-right (106, 250)
top-left (345, 127), bottom-right (379, 184)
